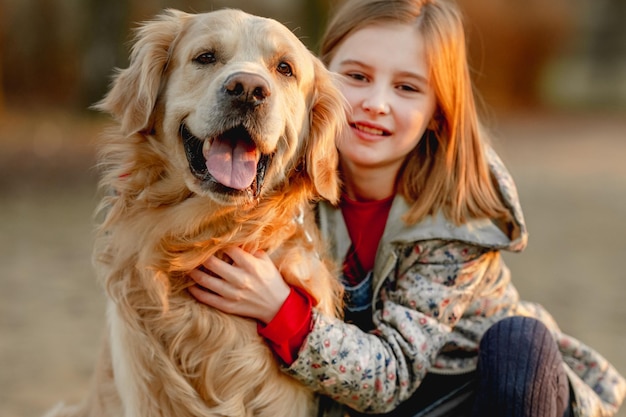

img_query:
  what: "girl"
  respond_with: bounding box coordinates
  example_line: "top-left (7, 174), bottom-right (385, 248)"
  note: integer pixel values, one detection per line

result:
top-left (189, 0), bottom-right (626, 415)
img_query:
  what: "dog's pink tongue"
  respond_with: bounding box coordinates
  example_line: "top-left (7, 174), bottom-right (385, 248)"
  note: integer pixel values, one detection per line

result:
top-left (205, 137), bottom-right (258, 190)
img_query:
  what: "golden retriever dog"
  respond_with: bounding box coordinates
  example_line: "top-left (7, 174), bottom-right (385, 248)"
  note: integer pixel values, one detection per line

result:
top-left (44, 8), bottom-right (345, 417)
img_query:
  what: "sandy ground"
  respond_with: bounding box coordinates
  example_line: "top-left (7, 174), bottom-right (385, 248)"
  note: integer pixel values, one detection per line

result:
top-left (0, 111), bottom-right (625, 417)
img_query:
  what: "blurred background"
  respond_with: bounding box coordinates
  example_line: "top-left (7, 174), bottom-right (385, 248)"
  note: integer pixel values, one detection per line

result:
top-left (0, 0), bottom-right (624, 416)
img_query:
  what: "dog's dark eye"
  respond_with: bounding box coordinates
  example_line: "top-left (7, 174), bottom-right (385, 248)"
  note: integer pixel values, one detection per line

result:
top-left (194, 52), bottom-right (216, 65)
top-left (277, 62), bottom-right (293, 77)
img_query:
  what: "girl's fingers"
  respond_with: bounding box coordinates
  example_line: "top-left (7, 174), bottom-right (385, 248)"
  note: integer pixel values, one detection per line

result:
top-left (201, 255), bottom-right (242, 286)
top-left (188, 267), bottom-right (213, 288)
top-left (188, 268), bottom-right (232, 297)
top-left (188, 284), bottom-right (234, 313)
top-left (222, 246), bottom-right (260, 270)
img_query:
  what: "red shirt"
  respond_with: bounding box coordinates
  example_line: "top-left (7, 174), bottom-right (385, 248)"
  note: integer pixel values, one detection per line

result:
top-left (340, 194), bottom-right (394, 286)
top-left (258, 196), bottom-right (393, 364)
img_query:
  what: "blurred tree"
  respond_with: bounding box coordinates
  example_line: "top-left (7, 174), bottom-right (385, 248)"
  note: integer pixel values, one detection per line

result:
top-left (0, 0), bottom-right (5, 114)
top-left (586, 0), bottom-right (626, 105)
top-left (80, 0), bottom-right (131, 109)
top-left (1, 0), bottom-right (83, 108)
top-left (300, 0), bottom-right (330, 52)
top-left (457, 0), bottom-right (576, 112)
top-left (589, 0), bottom-right (626, 76)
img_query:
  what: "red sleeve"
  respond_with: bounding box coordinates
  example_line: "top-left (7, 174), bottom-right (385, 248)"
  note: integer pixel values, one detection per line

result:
top-left (257, 286), bottom-right (314, 365)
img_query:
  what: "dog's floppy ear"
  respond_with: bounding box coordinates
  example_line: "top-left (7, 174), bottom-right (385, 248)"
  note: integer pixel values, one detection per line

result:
top-left (94, 9), bottom-right (188, 134)
top-left (305, 60), bottom-right (347, 205)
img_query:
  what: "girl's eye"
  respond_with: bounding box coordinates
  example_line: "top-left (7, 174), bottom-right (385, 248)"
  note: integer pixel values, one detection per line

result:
top-left (398, 84), bottom-right (420, 93)
top-left (398, 84), bottom-right (419, 91)
top-left (346, 72), bottom-right (367, 82)
top-left (277, 62), bottom-right (293, 77)
top-left (193, 52), bottom-right (216, 65)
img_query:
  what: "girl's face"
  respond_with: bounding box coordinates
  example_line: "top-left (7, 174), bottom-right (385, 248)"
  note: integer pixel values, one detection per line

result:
top-left (328, 23), bottom-right (437, 174)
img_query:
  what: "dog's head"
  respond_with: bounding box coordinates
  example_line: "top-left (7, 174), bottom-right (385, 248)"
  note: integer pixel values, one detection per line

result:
top-left (97, 9), bottom-right (345, 206)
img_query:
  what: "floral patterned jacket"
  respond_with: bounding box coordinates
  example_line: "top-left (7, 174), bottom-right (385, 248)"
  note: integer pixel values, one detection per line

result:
top-left (285, 148), bottom-right (626, 417)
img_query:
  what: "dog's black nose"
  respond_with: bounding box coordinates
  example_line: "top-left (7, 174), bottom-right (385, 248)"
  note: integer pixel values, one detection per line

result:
top-left (224, 72), bottom-right (271, 106)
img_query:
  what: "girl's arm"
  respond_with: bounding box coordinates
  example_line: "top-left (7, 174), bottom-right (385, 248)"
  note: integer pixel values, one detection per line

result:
top-left (189, 242), bottom-right (497, 414)
top-left (282, 240), bottom-right (501, 413)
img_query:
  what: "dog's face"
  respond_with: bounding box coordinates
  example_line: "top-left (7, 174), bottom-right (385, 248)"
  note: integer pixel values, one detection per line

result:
top-left (98, 9), bottom-right (345, 206)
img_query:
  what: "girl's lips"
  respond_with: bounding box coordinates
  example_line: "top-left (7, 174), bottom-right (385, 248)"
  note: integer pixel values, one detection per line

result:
top-left (350, 122), bottom-right (391, 139)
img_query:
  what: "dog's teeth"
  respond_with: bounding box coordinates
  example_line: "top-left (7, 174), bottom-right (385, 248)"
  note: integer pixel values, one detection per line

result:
top-left (202, 139), bottom-right (210, 159)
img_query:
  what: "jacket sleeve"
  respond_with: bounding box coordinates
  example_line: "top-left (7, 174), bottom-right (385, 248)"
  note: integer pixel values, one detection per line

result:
top-left (284, 240), bottom-right (495, 413)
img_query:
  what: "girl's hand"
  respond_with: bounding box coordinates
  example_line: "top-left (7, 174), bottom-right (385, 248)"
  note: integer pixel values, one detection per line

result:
top-left (188, 246), bottom-right (290, 324)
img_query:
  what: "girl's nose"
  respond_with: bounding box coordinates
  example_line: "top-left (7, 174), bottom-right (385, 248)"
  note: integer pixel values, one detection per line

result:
top-left (361, 89), bottom-right (390, 115)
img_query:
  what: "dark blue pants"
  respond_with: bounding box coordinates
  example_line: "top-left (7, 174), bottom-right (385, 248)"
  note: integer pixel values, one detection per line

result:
top-left (349, 316), bottom-right (572, 417)
top-left (470, 316), bottom-right (572, 417)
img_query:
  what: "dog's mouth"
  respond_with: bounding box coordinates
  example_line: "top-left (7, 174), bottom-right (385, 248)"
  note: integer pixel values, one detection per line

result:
top-left (181, 124), bottom-right (270, 197)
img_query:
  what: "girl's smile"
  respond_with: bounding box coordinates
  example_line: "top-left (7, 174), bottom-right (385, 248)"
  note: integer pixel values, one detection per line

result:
top-left (351, 120), bottom-right (391, 140)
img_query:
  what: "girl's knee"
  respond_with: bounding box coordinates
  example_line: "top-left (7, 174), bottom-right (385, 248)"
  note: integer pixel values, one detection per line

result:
top-left (483, 315), bottom-right (549, 341)
top-left (473, 316), bottom-right (570, 417)
top-left (479, 316), bottom-right (555, 358)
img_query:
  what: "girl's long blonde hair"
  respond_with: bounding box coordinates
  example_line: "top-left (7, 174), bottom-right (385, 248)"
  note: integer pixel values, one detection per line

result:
top-left (320, 0), bottom-right (510, 225)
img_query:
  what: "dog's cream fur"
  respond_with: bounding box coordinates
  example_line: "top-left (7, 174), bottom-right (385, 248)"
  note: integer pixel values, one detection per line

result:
top-left (45, 9), bottom-right (345, 417)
